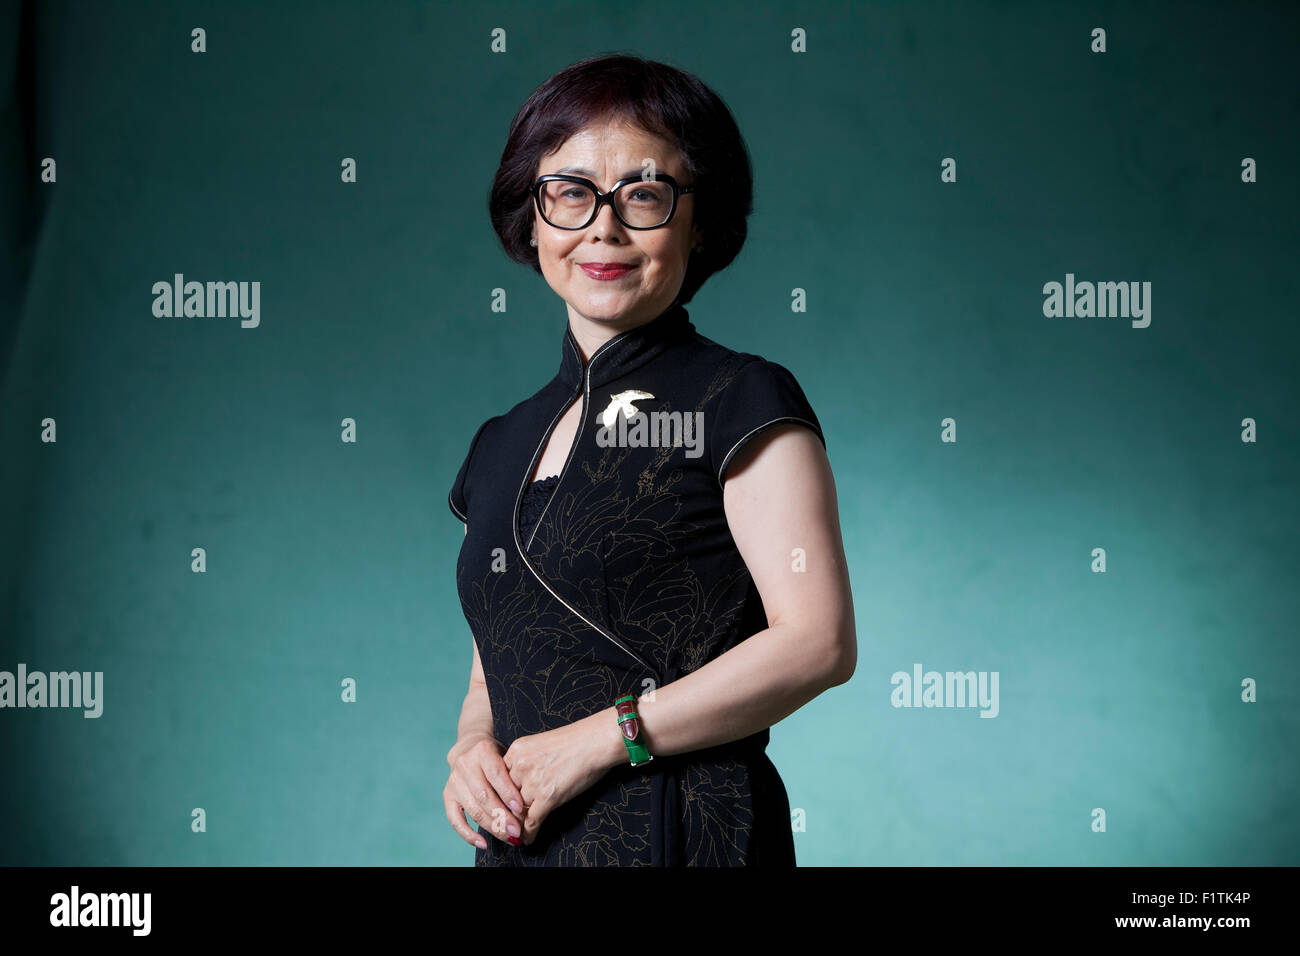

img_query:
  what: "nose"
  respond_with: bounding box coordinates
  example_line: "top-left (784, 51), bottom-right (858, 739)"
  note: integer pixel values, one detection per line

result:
top-left (589, 195), bottom-right (627, 239)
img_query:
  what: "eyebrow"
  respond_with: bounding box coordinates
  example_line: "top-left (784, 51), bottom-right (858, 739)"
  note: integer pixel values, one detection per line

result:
top-left (552, 165), bottom-right (655, 180)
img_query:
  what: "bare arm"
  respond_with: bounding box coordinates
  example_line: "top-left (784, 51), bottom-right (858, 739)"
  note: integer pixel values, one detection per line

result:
top-left (449, 640), bottom-right (496, 756)
top-left (582, 423), bottom-right (857, 766)
top-left (503, 425), bottom-right (857, 843)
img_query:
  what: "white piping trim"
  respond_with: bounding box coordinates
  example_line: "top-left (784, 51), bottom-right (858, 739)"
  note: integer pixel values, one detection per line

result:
top-left (516, 532), bottom-right (654, 676)
top-left (716, 416), bottom-right (823, 487)
top-left (523, 389), bottom-right (578, 550)
top-left (524, 325), bottom-right (631, 548)
top-left (511, 330), bottom-right (657, 677)
top-left (448, 489), bottom-right (468, 522)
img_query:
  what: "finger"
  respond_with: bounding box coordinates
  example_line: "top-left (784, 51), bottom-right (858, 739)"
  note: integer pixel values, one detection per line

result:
top-left (443, 791), bottom-right (487, 850)
top-left (482, 754), bottom-right (528, 816)
top-left (450, 775), bottom-right (500, 842)
top-left (520, 796), bottom-right (551, 845)
top-left (503, 748), bottom-right (529, 791)
top-left (465, 766), bottom-right (523, 843)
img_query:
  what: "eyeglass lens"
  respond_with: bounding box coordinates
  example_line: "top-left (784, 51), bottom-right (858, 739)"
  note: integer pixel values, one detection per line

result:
top-left (538, 180), bottom-right (676, 228)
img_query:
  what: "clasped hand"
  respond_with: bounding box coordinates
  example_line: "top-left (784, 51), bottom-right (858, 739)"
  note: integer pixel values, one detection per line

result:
top-left (444, 716), bottom-right (615, 850)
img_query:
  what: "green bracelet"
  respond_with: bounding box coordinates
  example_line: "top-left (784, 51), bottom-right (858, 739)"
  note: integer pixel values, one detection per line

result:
top-left (614, 694), bottom-right (653, 766)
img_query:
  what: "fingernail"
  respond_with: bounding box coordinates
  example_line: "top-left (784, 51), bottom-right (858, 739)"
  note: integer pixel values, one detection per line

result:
top-left (508, 822), bottom-right (521, 837)
top-left (476, 838), bottom-right (487, 849)
top-left (507, 835), bottom-right (522, 846)
top-left (509, 799), bottom-right (522, 813)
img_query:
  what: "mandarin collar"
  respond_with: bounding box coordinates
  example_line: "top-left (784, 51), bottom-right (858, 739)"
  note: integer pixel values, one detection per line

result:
top-left (557, 300), bottom-right (694, 391)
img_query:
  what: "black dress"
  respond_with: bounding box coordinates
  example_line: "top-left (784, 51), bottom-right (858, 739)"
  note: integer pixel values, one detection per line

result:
top-left (449, 300), bottom-right (825, 866)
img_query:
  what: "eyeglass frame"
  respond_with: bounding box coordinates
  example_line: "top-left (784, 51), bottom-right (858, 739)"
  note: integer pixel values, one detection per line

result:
top-left (531, 173), bottom-right (696, 231)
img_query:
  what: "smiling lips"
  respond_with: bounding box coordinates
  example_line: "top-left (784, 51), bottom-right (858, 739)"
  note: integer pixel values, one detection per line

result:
top-left (578, 262), bottom-right (636, 280)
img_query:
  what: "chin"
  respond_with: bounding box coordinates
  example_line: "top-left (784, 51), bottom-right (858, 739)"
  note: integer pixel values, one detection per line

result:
top-left (572, 295), bottom-right (634, 320)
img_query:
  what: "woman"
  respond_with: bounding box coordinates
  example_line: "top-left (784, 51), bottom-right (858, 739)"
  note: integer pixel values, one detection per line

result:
top-left (443, 53), bottom-right (856, 866)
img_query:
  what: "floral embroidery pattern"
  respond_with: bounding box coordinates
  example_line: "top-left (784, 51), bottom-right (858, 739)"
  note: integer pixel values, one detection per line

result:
top-left (456, 359), bottom-right (795, 866)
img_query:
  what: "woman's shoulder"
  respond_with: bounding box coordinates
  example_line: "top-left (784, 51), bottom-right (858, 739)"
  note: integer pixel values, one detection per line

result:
top-left (682, 334), bottom-right (826, 482)
top-left (685, 332), bottom-right (811, 402)
top-left (448, 377), bottom-right (561, 521)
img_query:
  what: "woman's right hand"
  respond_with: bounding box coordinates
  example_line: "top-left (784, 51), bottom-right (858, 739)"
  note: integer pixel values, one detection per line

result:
top-left (444, 732), bottom-right (527, 849)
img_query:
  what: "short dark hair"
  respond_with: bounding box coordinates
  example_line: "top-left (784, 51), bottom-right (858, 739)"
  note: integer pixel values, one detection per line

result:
top-left (488, 53), bottom-right (753, 307)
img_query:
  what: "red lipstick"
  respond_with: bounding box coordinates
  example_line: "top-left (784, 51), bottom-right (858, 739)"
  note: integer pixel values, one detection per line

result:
top-left (578, 262), bottom-right (636, 280)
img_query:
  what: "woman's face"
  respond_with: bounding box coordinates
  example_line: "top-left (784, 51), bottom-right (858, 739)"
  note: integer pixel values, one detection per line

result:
top-left (532, 119), bottom-right (701, 329)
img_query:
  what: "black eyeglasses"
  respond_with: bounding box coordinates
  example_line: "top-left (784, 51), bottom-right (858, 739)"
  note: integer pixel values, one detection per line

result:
top-left (532, 173), bottom-right (695, 230)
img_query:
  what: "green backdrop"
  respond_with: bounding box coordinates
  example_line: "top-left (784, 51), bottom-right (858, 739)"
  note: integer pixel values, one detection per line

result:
top-left (1, 0), bottom-right (1296, 865)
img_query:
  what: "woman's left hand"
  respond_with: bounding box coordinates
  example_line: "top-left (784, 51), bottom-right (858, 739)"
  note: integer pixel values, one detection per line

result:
top-left (502, 714), bottom-right (618, 845)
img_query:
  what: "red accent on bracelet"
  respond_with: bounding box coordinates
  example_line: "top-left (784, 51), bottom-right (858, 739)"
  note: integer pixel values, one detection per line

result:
top-left (615, 697), bottom-right (640, 740)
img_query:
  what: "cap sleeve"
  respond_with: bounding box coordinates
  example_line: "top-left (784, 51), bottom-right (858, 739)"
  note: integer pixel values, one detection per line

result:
top-left (448, 417), bottom-right (492, 523)
top-left (707, 358), bottom-right (826, 486)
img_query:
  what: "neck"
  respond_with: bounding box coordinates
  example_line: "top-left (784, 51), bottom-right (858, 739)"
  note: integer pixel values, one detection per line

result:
top-left (555, 297), bottom-right (692, 392)
top-left (565, 297), bottom-right (680, 364)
